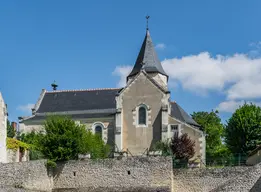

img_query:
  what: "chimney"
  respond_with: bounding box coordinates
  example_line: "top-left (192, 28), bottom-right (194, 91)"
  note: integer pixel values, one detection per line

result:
top-left (11, 122), bottom-right (17, 132)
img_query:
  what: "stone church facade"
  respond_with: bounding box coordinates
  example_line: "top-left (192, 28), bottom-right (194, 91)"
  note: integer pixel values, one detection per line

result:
top-left (19, 28), bottom-right (206, 163)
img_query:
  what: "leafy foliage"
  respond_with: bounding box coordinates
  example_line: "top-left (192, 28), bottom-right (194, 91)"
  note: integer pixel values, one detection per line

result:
top-left (20, 131), bottom-right (45, 160)
top-left (153, 132), bottom-right (195, 162)
top-left (225, 102), bottom-right (261, 155)
top-left (153, 139), bottom-right (172, 156)
top-left (37, 115), bottom-right (110, 162)
top-left (6, 137), bottom-right (30, 150)
top-left (191, 111), bottom-right (230, 159)
top-left (46, 159), bottom-right (57, 168)
top-left (170, 132), bottom-right (195, 161)
top-left (20, 131), bottom-right (42, 146)
top-left (6, 120), bottom-right (15, 138)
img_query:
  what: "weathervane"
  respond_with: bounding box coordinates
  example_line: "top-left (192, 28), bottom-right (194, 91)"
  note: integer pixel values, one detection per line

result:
top-left (146, 15), bottom-right (150, 30)
top-left (51, 80), bottom-right (58, 91)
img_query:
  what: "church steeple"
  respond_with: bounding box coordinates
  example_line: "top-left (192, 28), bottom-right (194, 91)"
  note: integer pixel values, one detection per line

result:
top-left (127, 16), bottom-right (168, 83)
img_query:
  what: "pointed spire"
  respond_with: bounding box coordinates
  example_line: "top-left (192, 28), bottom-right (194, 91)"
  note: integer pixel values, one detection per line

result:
top-left (127, 17), bottom-right (168, 80)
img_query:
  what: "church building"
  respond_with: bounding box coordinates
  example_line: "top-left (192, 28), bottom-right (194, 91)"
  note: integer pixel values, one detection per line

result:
top-left (19, 24), bottom-right (206, 163)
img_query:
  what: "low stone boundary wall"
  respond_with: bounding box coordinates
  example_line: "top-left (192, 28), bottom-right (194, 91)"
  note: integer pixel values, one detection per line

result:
top-left (172, 165), bottom-right (261, 192)
top-left (0, 160), bottom-right (53, 191)
top-left (0, 157), bottom-right (172, 192)
top-left (2, 157), bottom-right (261, 192)
top-left (53, 157), bottom-right (173, 191)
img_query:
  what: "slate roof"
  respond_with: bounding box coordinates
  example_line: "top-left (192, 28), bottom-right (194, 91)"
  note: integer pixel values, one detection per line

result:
top-left (21, 113), bottom-right (115, 122)
top-left (21, 88), bottom-right (200, 130)
top-left (37, 88), bottom-right (121, 113)
top-left (170, 102), bottom-right (200, 128)
top-left (127, 30), bottom-right (168, 79)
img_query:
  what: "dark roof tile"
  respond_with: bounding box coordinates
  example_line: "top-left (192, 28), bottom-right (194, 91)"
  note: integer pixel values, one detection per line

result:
top-left (127, 30), bottom-right (168, 79)
top-left (170, 102), bottom-right (200, 127)
top-left (22, 113), bottom-right (115, 122)
top-left (37, 88), bottom-right (121, 113)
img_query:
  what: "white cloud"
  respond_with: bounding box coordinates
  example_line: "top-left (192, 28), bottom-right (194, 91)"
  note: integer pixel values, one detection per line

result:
top-left (112, 65), bottom-right (132, 87)
top-left (161, 52), bottom-right (261, 97)
top-left (155, 43), bottom-right (166, 50)
top-left (113, 49), bottom-right (261, 113)
top-left (248, 41), bottom-right (261, 58)
top-left (17, 103), bottom-right (34, 113)
top-left (216, 100), bottom-right (245, 113)
top-left (217, 100), bottom-right (261, 113)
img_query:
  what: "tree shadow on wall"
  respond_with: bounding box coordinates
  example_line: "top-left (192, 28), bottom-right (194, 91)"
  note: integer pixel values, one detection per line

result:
top-left (48, 161), bottom-right (66, 180)
top-left (250, 176), bottom-right (261, 192)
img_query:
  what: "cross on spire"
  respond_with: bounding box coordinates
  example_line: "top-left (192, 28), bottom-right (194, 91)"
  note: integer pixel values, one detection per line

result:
top-left (146, 15), bottom-right (150, 30)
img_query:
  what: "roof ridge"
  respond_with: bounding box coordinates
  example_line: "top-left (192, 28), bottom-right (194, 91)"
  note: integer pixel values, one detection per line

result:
top-left (46, 88), bottom-right (120, 93)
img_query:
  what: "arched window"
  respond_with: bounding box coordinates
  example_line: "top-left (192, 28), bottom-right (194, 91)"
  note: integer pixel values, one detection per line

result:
top-left (138, 106), bottom-right (147, 125)
top-left (95, 125), bottom-right (103, 137)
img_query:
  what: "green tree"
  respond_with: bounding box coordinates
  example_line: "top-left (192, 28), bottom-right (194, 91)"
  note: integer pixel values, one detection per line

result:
top-left (191, 110), bottom-right (229, 159)
top-left (20, 131), bottom-right (45, 160)
top-left (225, 103), bottom-right (261, 155)
top-left (38, 115), bottom-right (110, 162)
top-left (6, 120), bottom-right (15, 138)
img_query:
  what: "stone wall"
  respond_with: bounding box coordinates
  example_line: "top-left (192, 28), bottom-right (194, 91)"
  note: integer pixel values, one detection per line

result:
top-left (7, 149), bottom-right (29, 163)
top-left (3, 157), bottom-right (261, 192)
top-left (172, 165), bottom-right (261, 192)
top-left (53, 156), bottom-right (172, 191)
top-left (0, 157), bottom-right (172, 192)
top-left (0, 160), bottom-right (53, 191)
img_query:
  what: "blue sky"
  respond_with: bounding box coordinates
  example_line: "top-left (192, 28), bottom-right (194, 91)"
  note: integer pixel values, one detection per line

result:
top-left (1, 0), bottom-right (261, 123)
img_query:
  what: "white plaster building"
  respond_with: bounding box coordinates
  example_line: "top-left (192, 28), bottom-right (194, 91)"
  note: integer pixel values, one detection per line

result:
top-left (0, 92), bottom-right (8, 163)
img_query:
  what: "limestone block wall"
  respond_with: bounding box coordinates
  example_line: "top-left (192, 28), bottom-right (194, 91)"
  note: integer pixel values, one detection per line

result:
top-left (0, 160), bottom-right (53, 191)
top-left (7, 149), bottom-right (29, 163)
top-left (6, 149), bottom-right (19, 163)
top-left (3, 158), bottom-right (261, 191)
top-left (53, 157), bottom-right (172, 191)
top-left (172, 166), bottom-right (261, 192)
